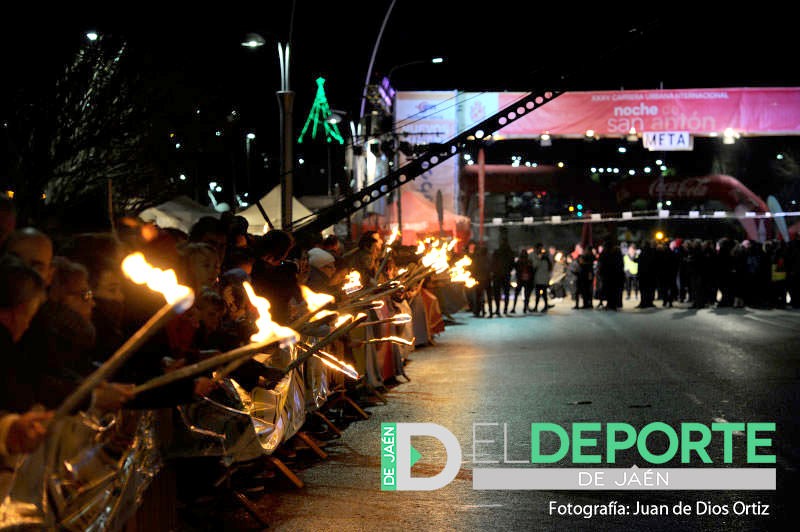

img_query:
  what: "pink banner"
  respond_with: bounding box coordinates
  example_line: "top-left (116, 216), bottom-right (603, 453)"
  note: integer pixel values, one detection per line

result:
top-left (496, 88), bottom-right (800, 137)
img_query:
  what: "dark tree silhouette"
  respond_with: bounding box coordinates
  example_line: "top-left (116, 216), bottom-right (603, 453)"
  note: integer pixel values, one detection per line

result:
top-left (3, 34), bottom-right (176, 231)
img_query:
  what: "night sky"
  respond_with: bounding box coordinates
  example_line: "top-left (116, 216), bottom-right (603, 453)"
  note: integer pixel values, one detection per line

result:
top-left (3, 5), bottom-right (797, 122)
top-left (2, 4), bottom-right (798, 204)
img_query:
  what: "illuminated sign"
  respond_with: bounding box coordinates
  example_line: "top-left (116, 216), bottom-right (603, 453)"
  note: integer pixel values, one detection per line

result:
top-left (642, 131), bottom-right (693, 151)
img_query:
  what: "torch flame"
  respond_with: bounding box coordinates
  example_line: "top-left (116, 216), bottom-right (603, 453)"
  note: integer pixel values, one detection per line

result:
top-left (300, 285), bottom-right (336, 321)
top-left (300, 285), bottom-right (335, 311)
top-left (385, 227), bottom-right (401, 248)
top-left (454, 255), bottom-right (472, 268)
top-left (242, 282), bottom-right (298, 344)
top-left (415, 242), bottom-right (426, 255)
top-left (121, 252), bottom-right (194, 312)
top-left (343, 270), bottom-right (363, 294)
top-left (449, 255), bottom-right (477, 288)
top-left (333, 314), bottom-right (353, 328)
top-left (421, 240), bottom-right (450, 273)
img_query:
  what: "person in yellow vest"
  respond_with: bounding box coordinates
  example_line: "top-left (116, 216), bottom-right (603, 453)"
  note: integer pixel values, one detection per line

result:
top-left (623, 243), bottom-right (639, 300)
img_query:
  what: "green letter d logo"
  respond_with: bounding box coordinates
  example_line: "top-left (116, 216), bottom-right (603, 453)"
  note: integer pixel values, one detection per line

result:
top-left (395, 423), bottom-right (462, 491)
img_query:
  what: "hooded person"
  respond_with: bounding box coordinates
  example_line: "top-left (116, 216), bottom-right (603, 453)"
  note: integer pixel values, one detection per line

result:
top-left (306, 247), bottom-right (337, 293)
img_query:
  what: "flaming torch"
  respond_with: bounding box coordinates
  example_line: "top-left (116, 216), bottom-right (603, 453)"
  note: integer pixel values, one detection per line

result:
top-left (376, 228), bottom-right (401, 278)
top-left (281, 313), bottom-right (369, 375)
top-left (449, 255), bottom-right (477, 288)
top-left (55, 252), bottom-right (195, 419)
top-left (242, 282), bottom-right (298, 344)
top-left (136, 282), bottom-right (298, 392)
top-left (291, 285), bottom-right (337, 329)
top-left (402, 240), bottom-right (450, 287)
top-left (357, 313), bottom-right (412, 327)
top-left (342, 270), bottom-right (363, 295)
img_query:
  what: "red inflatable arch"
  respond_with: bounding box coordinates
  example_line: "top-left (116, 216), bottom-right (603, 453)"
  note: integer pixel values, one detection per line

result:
top-left (614, 174), bottom-right (771, 240)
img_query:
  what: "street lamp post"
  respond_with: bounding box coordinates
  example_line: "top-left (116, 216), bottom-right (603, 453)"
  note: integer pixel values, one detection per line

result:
top-left (386, 57), bottom-right (444, 83)
top-left (385, 57), bottom-right (444, 241)
top-left (245, 132), bottom-right (255, 194)
top-left (242, 33), bottom-right (294, 231)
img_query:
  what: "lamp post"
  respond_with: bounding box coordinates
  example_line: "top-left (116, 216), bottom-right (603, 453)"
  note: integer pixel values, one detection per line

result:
top-left (245, 132), bottom-right (256, 194)
top-left (325, 110), bottom-right (346, 197)
top-left (385, 57), bottom-right (444, 241)
top-left (242, 33), bottom-right (294, 231)
top-left (386, 57), bottom-right (444, 83)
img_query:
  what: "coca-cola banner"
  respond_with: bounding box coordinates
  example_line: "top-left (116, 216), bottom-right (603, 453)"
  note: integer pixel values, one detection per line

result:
top-left (614, 174), bottom-right (769, 213)
top-left (451, 88), bottom-right (800, 138)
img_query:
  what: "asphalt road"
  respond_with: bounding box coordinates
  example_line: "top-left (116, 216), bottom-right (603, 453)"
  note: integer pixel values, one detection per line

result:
top-left (209, 298), bottom-right (800, 531)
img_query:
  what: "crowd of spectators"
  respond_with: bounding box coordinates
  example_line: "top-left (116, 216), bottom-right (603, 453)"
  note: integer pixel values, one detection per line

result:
top-left (0, 197), bottom-right (453, 525)
top-left (466, 233), bottom-right (800, 314)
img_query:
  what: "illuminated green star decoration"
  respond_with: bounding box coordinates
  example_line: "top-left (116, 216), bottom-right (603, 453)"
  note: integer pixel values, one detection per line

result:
top-left (298, 77), bottom-right (344, 144)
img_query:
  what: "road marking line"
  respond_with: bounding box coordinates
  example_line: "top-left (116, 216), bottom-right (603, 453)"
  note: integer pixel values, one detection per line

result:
top-left (742, 314), bottom-right (799, 331)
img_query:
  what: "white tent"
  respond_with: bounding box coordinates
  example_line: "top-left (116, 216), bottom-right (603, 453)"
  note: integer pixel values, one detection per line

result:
top-left (238, 186), bottom-right (319, 235)
top-left (138, 195), bottom-right (219, 234)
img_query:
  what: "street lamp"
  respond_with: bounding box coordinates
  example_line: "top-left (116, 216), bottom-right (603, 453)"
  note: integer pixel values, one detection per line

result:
top-left (245, 132), bottom-right (256, 194)
top-left (384, 57), bottom-right (445, 237)
top-left (386, 57), bottom-right (444, 84)
top-left (241, 33), bottom-right (265, 49)
top-left (242, 32), bottom-right (295, 230)
top-left (325, 110), bottom-right (346, 197)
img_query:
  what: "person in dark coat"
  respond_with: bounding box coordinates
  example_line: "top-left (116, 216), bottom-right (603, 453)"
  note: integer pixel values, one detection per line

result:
top-left (490, 237), bottom-right (515, 315)
top-left (0, 254), bottom-right (52, 488)
top-left (686, 239), bottom-right (708, 308)
top-left (575, 247), bottom-right (594, 309)
top-left (250, 230), bottom-right (298, 325)
top-left (597, 242), bottom-right (624, 311)
top-left (510, 249), bottom-right (534, 313)
top-left (636, 240), bottom-right (657, 308)
top-left (0, 254), bottom-right (48, 413)
top-left (471, 245), bottom-right (492, 316)
top-left (657, 241), bottom-right (679, 307)
top-left (531, 243), bottom-right (553, 312)
top-left (714, 237), bottom-right (736, 307)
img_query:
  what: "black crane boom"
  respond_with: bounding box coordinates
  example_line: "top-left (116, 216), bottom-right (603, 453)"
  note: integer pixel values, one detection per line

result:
top-left (292, 89), bottom-right (563, 236)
